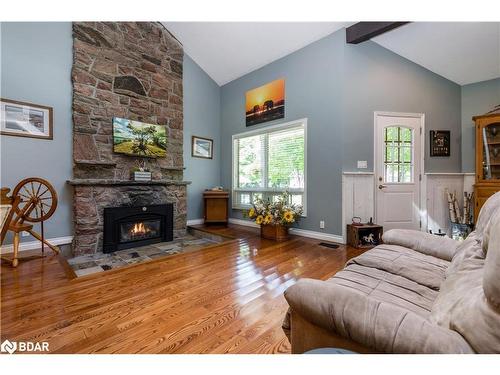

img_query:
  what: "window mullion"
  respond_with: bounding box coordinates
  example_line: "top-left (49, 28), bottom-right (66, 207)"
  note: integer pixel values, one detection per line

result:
top-left (263, 134), bottom-right (269, 190)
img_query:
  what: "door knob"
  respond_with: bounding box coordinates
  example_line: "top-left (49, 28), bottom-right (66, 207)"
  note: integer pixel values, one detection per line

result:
top-left (378, 184), bottom-right (387, 190)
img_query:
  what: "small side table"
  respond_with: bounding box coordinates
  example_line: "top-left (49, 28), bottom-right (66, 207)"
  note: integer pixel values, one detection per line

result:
top-left (346, 223), bottom-right (383, 249)
top-left (203, 190), bottom-right (229, 225)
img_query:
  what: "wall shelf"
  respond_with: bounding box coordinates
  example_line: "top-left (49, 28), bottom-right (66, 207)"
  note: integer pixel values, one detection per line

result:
top-left (74, 160), bottom-right (186, 171)
top-left (74, 160), bottom-right (117, 167)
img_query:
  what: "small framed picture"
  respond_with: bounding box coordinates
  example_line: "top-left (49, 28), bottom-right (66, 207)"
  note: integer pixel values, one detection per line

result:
top-left (0, 98), bottom-right (53, 140)
top-left (430, 130), bottom-right (450, 157)
top-left (192, 136), bottom-right (213, 159)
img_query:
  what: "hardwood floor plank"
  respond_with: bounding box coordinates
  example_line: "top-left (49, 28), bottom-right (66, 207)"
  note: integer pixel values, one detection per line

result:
top-left (1, 224), bottom-right (363, 353)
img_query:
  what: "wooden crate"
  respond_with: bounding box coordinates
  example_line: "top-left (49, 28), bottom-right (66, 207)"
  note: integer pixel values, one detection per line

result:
top-left (346, 224), bottom-right (383, 249)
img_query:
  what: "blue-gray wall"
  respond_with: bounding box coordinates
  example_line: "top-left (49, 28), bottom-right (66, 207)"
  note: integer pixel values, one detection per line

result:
top-left (342, 39), bottom-right (462, 173)
top-left (461, 78), bottom-right (500, 172)
top-left (1, 22), bottom-right (73, 243)
top-left (221, 28), bottom-right (462, 236)
top-left (183, 55), bottom-right (221, 220)
top-left (1, 22), bottom-right (221, 244)
top-left (221, 31), bottom-right (345, 235)
top-left (2, 23), bottom-right (486, 242)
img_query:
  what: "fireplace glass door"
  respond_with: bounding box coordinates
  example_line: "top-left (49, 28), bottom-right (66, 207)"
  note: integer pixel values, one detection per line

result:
top-left (119, 218), bottom-right (161, 243)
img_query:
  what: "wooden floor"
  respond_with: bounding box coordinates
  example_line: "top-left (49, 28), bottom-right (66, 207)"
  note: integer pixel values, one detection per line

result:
top-left (0, 224), bottom-right (364, 354)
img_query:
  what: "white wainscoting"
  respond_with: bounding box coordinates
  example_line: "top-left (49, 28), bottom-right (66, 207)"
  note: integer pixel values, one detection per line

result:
top-left (341, 172), bottom-right (374, 241)
top-left (342, 172), bottom-right (475, 241)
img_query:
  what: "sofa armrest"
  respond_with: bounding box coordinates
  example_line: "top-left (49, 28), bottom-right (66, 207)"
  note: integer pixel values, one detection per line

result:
top-left (284, 278), bottom-right (474, 353)
top-left (382, 229), bottom-right (459, 261)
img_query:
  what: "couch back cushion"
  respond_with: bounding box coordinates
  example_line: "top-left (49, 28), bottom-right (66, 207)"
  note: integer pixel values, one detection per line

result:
top-left (430, 208), bottom-right (500, 353)
top-left (445, 233), bottom-right (483, 277)
top-left (475, 191), bottom-right (500, 237)
top-left (483, 207), bottom-right (500, 310)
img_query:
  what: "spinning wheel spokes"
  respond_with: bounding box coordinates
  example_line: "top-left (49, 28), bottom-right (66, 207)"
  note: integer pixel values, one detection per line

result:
top-left (12, 178), bottom-right (58, 223)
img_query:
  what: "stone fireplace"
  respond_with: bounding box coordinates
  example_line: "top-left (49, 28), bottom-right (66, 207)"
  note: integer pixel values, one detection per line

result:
top-left (68, 22), bottom-right (189, 256)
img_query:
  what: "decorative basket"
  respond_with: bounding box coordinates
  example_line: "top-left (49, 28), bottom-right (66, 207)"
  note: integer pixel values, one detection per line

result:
top-left (260, 223), bottom-right (289, 241)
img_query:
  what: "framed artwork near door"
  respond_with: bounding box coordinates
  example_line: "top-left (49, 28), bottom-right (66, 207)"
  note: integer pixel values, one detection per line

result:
top-left (0, 98), bottom-right (53, 140)
top-left (430, 130), bottom-right (450, 157)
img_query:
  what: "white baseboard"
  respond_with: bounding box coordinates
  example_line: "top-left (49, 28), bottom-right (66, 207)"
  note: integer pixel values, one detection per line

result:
top-left (187, 218), bottom-right (204, 226)
top-left (0, 236), bottom-right (73, 254)
top-left (228, 218), bottom-right (345, 244)
top-left (228, 218), bottom-right (259, 228)
top-left (289, 228), bottom-right (345, 244)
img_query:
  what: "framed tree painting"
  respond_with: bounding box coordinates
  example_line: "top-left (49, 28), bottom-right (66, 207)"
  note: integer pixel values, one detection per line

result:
top-left (0, 98), bottom-right (53, 140)
top-left (192, 136), bottom-right (213, 159)
top-left (245, 78), bottom-right (285, 126)
top-left (430, 130), bottom-right (450, 157)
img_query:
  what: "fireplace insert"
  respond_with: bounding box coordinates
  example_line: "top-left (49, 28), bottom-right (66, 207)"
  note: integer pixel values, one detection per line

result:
top-left (103, 204), bottom-right (173, 253)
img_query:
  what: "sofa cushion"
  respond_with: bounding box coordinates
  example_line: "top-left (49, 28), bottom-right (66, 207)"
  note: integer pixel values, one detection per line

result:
top-left (483, 208), bottom-right (500, 310)
top-left (382, 229), bottom-right (459, 261)
top-left (347, 244), bottom-right (449, 290)
top-left (475, 191), bottom-right (500, 237)
top-left (284, 276), bottom-right (473, 353)
top-left (430, 208), bottom-right (500, 353)
top-left (328, 264), bottom-right (438, 317)
top-left (445, 233), bottom-right (483, 277)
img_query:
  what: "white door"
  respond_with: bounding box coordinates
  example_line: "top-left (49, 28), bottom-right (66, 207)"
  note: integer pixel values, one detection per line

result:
top-left (375, 112), bottom-right (423, 231)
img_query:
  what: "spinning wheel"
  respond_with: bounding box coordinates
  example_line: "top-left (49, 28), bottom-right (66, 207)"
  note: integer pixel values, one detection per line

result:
top-left (12, 177), bottom-right (58, 223)
top-left (1, 178), bottom-right (59, 267)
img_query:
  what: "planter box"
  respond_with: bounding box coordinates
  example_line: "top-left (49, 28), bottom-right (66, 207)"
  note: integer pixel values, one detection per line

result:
top-left (260, 223), bottom-right (289, 242)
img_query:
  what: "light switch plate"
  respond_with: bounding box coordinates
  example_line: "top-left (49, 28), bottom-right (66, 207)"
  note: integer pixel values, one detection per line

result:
top-left (357, 160), bottom-right (368, 169)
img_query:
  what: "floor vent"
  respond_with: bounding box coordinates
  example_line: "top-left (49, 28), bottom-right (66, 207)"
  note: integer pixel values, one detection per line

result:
top-left (318, 242), bottom-right (340, 249)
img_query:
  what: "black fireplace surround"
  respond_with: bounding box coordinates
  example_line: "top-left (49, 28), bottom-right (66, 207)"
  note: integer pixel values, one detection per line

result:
top-left (103, 204), bottom-right (173, 253)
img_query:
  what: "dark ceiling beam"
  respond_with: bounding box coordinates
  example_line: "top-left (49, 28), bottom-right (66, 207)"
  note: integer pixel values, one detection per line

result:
top-left (346, 22), bottom-right (410, 44)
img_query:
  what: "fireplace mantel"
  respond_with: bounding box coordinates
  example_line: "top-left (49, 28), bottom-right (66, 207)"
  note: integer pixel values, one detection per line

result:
top-left (67, 179), bottom-right (191, 186)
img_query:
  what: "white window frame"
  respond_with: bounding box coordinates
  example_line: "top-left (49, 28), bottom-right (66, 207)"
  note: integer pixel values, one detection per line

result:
top-left (231, 118), bottom-right (308, 216)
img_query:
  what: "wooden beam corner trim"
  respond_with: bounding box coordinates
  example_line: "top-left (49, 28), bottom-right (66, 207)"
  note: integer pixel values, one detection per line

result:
top-left (346, 22), bottom-right (410, 44)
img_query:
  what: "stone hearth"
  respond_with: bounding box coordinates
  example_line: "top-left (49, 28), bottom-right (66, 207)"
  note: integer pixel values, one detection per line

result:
top-left (70, 22), bottom-right (187, 256)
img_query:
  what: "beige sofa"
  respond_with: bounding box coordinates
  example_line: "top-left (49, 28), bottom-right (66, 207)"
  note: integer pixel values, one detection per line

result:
top-left (283, 192), bottom-right (500, 354)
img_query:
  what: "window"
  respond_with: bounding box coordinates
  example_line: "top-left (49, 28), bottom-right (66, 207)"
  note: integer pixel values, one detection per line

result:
top-left (384, 126), bottom-right (413, 183)
top-left (232, 119), bottom-right (306, 212)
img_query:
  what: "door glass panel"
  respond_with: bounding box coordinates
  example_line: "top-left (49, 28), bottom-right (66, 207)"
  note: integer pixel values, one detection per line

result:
top-left (482, 123), bottom-right (500, 180)
top-left (384, 126), bottom-right (413, 183)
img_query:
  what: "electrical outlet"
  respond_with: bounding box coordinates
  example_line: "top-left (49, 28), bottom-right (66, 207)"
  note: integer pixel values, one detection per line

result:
top-left (22, 231), bottom-right (30, 237)
top-left (357, 160), bottom-right (368, 169)
top-left (320, 220), bottom-right (325, 229)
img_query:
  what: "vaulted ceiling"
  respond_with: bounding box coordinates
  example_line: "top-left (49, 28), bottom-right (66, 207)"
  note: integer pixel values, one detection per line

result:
top-left (163, 22), bottom-right (350, 86)
top-left (163, 22), bottom-right (500, 87)
top-left (372, 22), bottom-right (500, 86)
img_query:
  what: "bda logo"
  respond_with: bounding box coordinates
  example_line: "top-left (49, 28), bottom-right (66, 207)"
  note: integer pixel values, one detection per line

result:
top-left (1, 339), bottom-right (17, 354)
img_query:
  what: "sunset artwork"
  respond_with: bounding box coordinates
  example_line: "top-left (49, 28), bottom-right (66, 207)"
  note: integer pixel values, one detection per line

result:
top-left (245, 78), bottom-right (285, 126)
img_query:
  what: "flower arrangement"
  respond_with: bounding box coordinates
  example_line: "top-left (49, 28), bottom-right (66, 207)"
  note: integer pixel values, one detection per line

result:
top-left (246, 191), bottom-right (303, 227)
